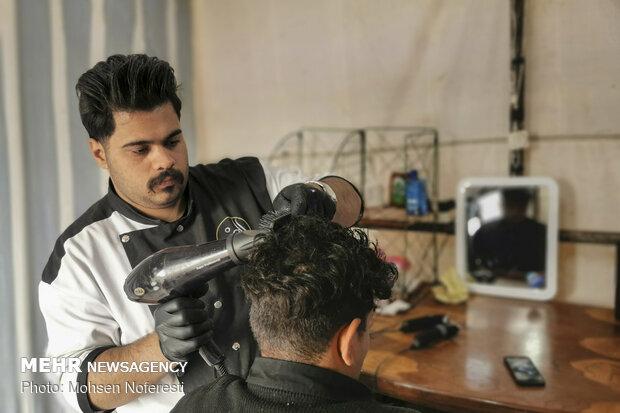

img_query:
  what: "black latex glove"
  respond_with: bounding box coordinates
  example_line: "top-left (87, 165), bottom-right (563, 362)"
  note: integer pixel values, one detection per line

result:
top-left (272, 183), bottom-right (336, 220)
top-left (154, 297), bottom-right (213, 362)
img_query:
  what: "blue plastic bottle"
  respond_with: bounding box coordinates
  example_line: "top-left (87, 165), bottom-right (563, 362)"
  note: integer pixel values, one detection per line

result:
top-left (406, 170), bottom-right (428, 216)
top-left (406, 170), bottom-right (421, 215)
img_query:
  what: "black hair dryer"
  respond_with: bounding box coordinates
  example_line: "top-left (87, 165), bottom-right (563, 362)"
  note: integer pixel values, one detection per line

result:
top-left (123, 230), bottom-right (264, 375)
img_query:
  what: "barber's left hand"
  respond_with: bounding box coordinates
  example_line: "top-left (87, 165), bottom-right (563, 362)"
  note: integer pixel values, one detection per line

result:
top-left (273, 183), bottom-right (336, 220)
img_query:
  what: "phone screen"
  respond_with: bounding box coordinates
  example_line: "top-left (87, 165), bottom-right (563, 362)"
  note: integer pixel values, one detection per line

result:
top-left (504, 356), bottom-right (545, 386)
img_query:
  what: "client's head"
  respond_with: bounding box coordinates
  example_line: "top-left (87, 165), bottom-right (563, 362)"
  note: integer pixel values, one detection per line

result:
top-left (502, 188), bottom-right (532, 220)
top-left (242, 215), bottom-right (398, 379)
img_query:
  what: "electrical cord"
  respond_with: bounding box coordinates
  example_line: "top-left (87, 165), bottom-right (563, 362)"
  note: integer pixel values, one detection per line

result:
top-left (373, 347), bottom-right (411, 391)
top-left (370, 323), bottom-right (401, 337)
top-left (372, 321), bottom-right (460, 390)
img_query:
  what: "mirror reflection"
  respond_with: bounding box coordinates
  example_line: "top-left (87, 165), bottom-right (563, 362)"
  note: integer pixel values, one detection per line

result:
top-left (456, 177), bottom-right (558, 301)
top-left (466, 187), bottom-right (547, 288)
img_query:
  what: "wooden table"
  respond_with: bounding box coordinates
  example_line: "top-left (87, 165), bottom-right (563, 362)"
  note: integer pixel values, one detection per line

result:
top-left (362, 293), bottom-right (620, 412)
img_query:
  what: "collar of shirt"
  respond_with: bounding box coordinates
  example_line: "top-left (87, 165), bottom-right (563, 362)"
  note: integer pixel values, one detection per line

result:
top-left (246, 357), bottom-right (373, 402)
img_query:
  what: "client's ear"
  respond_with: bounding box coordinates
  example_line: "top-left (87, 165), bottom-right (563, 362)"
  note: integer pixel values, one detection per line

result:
top-left (337, 318), bottom-right (363, 367)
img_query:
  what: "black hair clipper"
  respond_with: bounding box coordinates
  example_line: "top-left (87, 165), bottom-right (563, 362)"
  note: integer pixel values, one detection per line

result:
top-left (400, 314), bottom-right (449, 333)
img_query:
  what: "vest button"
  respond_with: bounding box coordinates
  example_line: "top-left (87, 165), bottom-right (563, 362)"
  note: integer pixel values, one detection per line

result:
top-left (121, 235), bottom-right (130, 243)
top-left (214, 300), bottom-right (222, 309)
top-left (176, 225), bottom-right (184, 232)
top-left (232, 342), bottom-right (240, 351)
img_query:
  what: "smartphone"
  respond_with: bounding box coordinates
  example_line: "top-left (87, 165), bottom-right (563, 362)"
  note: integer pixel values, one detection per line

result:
top-left (503, 356), bottom-right (545, 386)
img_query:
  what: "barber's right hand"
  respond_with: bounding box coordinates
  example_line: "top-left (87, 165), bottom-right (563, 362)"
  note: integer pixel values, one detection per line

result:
top-left (154, 297), bottom-right (213, 362)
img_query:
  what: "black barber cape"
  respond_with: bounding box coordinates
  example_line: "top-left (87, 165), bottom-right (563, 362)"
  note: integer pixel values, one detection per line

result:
top-left (171, 357), bottom-right (419, 413)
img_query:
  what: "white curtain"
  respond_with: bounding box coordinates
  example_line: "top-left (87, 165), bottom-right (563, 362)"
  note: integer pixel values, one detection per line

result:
top-left (0, 0), bottom-right (195, 411)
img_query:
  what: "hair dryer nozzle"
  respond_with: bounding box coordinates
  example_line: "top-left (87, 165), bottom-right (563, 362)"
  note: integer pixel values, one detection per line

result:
top-left (227, 230), bottom-right (265, 264)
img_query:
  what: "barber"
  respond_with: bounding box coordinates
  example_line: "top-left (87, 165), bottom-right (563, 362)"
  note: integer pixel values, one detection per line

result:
top-left (39, 54), bottom-right (363, 413)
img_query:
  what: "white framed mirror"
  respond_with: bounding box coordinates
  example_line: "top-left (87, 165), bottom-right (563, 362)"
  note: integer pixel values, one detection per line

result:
top-left (456, 177), bottom-right (559, 301)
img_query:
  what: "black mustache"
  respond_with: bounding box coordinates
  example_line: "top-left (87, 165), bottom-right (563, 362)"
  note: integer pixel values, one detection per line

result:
top-left (148, 169), bottom-right (184, 191)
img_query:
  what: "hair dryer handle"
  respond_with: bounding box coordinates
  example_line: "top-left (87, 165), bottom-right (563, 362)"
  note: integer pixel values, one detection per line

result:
top-left (199, 341), bottom-right (228, 376)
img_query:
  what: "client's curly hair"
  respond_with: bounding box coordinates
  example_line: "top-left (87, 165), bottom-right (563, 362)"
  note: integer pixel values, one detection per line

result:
top-left (242, 215), bottom-right (398, 363)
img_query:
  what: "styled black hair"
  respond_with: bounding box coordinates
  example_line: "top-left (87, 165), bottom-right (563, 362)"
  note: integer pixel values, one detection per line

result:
top-left (75, 54), bottom-right (182, 142)
top-left (242, 215), bottom-right (397, 363)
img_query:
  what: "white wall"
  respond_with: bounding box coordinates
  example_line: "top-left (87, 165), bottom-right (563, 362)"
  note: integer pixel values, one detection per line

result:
top-left (191, 0), bottom-right (510, 159)
top-left (191, 0), bottom-right (620, 308)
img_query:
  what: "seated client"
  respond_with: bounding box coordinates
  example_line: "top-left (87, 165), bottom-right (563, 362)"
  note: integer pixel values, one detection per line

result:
top-left (172, 215), bottom-right (418, 412)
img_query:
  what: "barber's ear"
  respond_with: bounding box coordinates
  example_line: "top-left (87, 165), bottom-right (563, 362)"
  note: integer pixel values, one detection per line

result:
top-left (89, 138), bottom-right (109, 170)
top-left (337, 318), bottom-right (363, 367)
